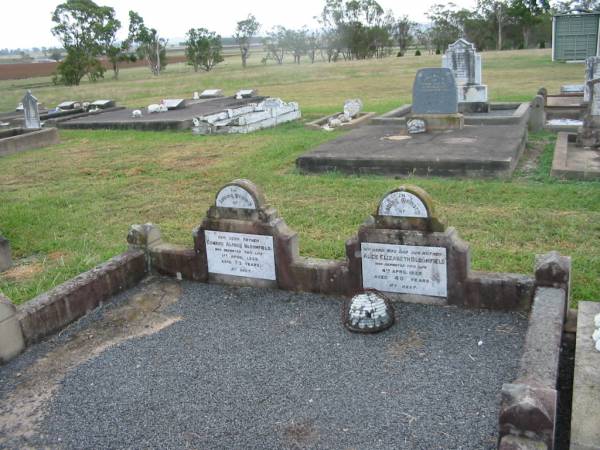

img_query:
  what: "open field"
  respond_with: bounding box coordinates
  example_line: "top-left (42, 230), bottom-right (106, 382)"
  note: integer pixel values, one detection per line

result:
top-left (0, 48), bottom-right (599, 306)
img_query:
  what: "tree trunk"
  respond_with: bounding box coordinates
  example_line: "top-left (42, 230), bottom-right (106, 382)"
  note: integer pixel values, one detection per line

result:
top-left (497, 20), bottom-right (502, 50)
top-left (523, 28), bottom-right (530, 49)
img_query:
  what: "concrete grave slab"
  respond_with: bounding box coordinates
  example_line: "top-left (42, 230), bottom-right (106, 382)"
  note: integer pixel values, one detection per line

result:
top-left (58, 96), bottom-right (267, 131)
top-left (57, 101), bottom-right (78, 110)
top-left (199, 89), bottom-right (224, 98)
top-left (91, 99), bottom-right (115, 109)
top-left (163, 99), bottom-right (186, 110)
top-left (297, 123), bottom-right (527, 178)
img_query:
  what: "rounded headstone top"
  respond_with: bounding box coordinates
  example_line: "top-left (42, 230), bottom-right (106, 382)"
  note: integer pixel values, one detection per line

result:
top-left (343, 290), bottom-right (395, 333)
top-left (378, 185), bottom-right (433, 219)
top-left (215, 179), bottom-right (266, 210)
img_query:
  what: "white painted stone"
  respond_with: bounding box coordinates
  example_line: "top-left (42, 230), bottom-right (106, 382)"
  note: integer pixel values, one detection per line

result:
top-left (407, 119), bottom-right (426, 134)
top-left (592, 327), bottom-right (600, 342)
top-left (193, 91), bottom-right (200, 100)
top-left (343, 99), bottom-right (362, 119)
top-left (594, 313), bottom-right (600, 328)
top-left (346, 291), bottom-right (393, 331)
top-left (378, 191), bottom-right (428, 218)
top-left (361, 243), bottom-right (447, 297)
top-left (0, 295), bottom-right (25, 363)
top-left (205, 231), bottom-right (276, 280)
top-left (215, 185), bottom-right (256, 209)
top-left (596, 338), bottom-right (600, 352)
top-left (132, 109), bottom-right (142, 118)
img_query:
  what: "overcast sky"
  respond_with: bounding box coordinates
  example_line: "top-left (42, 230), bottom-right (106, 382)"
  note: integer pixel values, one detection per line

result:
top-left (1, 0), bottom-right (478, 49)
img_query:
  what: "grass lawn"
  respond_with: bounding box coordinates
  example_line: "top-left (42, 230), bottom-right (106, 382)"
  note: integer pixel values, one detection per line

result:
top-left (0, 49), bottom-right (599, 306)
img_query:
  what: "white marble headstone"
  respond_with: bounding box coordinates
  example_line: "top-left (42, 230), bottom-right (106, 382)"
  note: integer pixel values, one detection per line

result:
top-left (22, 90), bottom-right (40, 129)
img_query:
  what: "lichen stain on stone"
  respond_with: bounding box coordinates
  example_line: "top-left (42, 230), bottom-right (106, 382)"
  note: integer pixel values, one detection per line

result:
top-left (0, 278), bottom-right (182, 446)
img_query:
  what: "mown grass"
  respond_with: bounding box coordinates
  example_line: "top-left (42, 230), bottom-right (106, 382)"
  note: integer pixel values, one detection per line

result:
top-left (0, 49), bottom-right (599, 306)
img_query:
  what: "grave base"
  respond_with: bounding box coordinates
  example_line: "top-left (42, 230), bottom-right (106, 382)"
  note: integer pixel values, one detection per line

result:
top-left (297, 123), bottom-right (527, 178)
top-left (409, 113), bottom-right (464, 130)
top-left (458, 101), bottom-right (489, 114)
top-left (458, 84), bottom-right (488, 103)
top-left (551, 132), bottom-right (600, 180)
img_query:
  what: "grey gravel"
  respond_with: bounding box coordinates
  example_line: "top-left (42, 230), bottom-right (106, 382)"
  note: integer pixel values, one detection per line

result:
top-left (1, 279), bottom-right (528, 449)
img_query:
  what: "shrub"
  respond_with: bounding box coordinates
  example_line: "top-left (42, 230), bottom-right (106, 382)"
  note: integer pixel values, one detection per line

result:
top-left (415, 49), bottom-right (421, 56)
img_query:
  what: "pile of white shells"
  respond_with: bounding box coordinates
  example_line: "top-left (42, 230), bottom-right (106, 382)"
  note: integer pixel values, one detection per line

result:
top-left (345, 291), bottom-right (394, 333)
top-left (593, 313), bottom-right (600, 352)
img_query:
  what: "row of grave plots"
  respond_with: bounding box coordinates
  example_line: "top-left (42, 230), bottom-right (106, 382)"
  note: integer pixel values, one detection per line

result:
top-left (1, 179), bottom-right (597, 449)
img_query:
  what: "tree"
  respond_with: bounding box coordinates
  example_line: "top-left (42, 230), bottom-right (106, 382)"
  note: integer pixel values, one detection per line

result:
top-left (478, 0), bottom-right (509, 50)
top-left (184, 28), bottom-right (223, 72)
top-left (51, 0), bottom-right (120, 85)
top-left (508, 0), bottom-right (550, 48)
top-left (262, 27), bottom-right (286, 64)
top-left (284, 28), bottom-right (309, 64)
top-left (394, 15), bottom-right (414, 56)
top-left (427, 3), bottom-right (464, 52)
top-left (554, 0), bottom-right (600, 12)
top-left (234, 14), bottom-right (260, 67)
top-left (127, 11), bottom-right (167, 76)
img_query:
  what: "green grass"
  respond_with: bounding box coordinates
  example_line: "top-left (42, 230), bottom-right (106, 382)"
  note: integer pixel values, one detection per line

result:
top-left (1, 49), bottom-right (599, 306)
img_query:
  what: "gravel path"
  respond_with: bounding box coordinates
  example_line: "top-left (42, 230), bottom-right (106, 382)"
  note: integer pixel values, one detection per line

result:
top-left (0, 279), bottom-right (528, 449)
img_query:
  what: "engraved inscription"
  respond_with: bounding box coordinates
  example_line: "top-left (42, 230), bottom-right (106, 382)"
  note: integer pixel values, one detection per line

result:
top-left (361, 243), bottom-right (447, 297)
top-left (205, 231), bottom-right (276, 280)
top-left (216, 186), bottom-right (256, 209)
top-left (378, 191), bottom-right (428, 218)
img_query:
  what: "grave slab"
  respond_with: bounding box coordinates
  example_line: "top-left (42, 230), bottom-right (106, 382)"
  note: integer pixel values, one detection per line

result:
top-left (297, 123), bottom-right (527, 178)
top-left (58, 96), bottom-right (266, 131)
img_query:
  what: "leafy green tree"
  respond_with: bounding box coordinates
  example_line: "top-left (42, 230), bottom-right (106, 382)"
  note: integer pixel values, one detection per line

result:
top-left (508, 0), bottom-right (550, 48)
top-left (127, 11), bottom-right (167, 76)
top-left (234, 14), bottom-right (260, 67)
top-left (51, 0), bottom-right (120, 85)
top-left (394, 16), bottom-right (414, 56)
top-left (478, 0), bottom-right (509, 50)
top-left (284, 28), bottom-right (309, 64)
top-left (184, 28), bottom-right (223, 72)
top-left (554, 0), bottom-right (600, 12)
top-left (262, 27), bottom-right (286, 64)
top-left (426, 3), bottom-right (463, 52)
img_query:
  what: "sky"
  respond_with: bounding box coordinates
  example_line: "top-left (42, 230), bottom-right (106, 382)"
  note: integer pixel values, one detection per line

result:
top-left (1, 0), bottom-right (478, 50)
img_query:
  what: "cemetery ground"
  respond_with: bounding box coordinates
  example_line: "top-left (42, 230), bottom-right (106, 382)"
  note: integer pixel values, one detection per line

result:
top-left (0, 49), bottom-right (599, 307)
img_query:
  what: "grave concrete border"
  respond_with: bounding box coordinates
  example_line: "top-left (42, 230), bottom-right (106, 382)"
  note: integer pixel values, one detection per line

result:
top-left (306, 111), bottom-right (377, 130)
top-left (551, 132), bottom-right (600, 181)
top-left (0, 127), bottom-right (59, 158)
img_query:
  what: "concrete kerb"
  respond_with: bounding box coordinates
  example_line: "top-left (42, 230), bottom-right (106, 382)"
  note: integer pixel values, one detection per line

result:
top-left (497, 252), bottom-right (572, 450)
top-left (0, 127), bottom-right (60, 158)
top-left (306, 111), bottom-right (377, 130)
top-left (0, 249), bottom-right (147, 364)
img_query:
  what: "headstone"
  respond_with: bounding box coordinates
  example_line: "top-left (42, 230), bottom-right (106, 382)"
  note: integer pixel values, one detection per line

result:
top-left (200, 89), bottom-right (224, 99)
top-left (194, 179), bottom-right (295, 289)
top-left (442, 39), bottom-right (488, 105)
top-left (584, 57), bottom-right (600, 102)
top-left (343, 99), bottom-right (362, 119)
top-left (22, 90), bottom-right (40, 129)
top-left (412, 68), bottom-right (458, 115)
top-left (193, 92), bottom-right (200, 100)
top-left (91, 99), bottom-right (115, 109)
top-left (162, 99), bottom-right (186, 110)
top-left (348, 185), bottom-right (469, 304)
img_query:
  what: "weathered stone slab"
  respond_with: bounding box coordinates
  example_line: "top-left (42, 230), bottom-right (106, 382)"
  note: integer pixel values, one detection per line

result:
top-left (412, 68), bottom-right (458, 114)
top-left (163, 99), bottom-right (186, 110)
top-left (57, 101), bottom-right (78, 110)
top-left (200, 89), bottom-right (224, 99)
top-left (91, 99), bottom-right (115, 109)
top-left (570, 301), bottom-right (600, 450)
top-left (584, 56), bottom-right (600, 102)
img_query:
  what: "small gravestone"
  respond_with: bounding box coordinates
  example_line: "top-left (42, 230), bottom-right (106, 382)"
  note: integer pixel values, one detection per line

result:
top-left (196, 180), bottom-right (288, 287)
top-left (163, 99), bottom-right (186, 110)
top-left (22, 90), bottom-right (40, 129)
top-left (91, 99), bottom-right (115, 109)
top-left (200, 89), bottom-right (224, 99)
top-left (442, 39), bottom-right (488, 110)
top-left (584, 57), bottom-right (600, 102)
top-left (412, 68), bottom-right (458, 115)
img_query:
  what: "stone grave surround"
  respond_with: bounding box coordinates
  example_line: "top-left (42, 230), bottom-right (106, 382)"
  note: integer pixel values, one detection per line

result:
top-left (584, 56), bottom-right (600, 102)
top-left (577, 77), bottom-right (600, 147)
top-left (128, 179), bottom-right (553, 312)
top-left (442, 38), bottom-right (489, 111)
